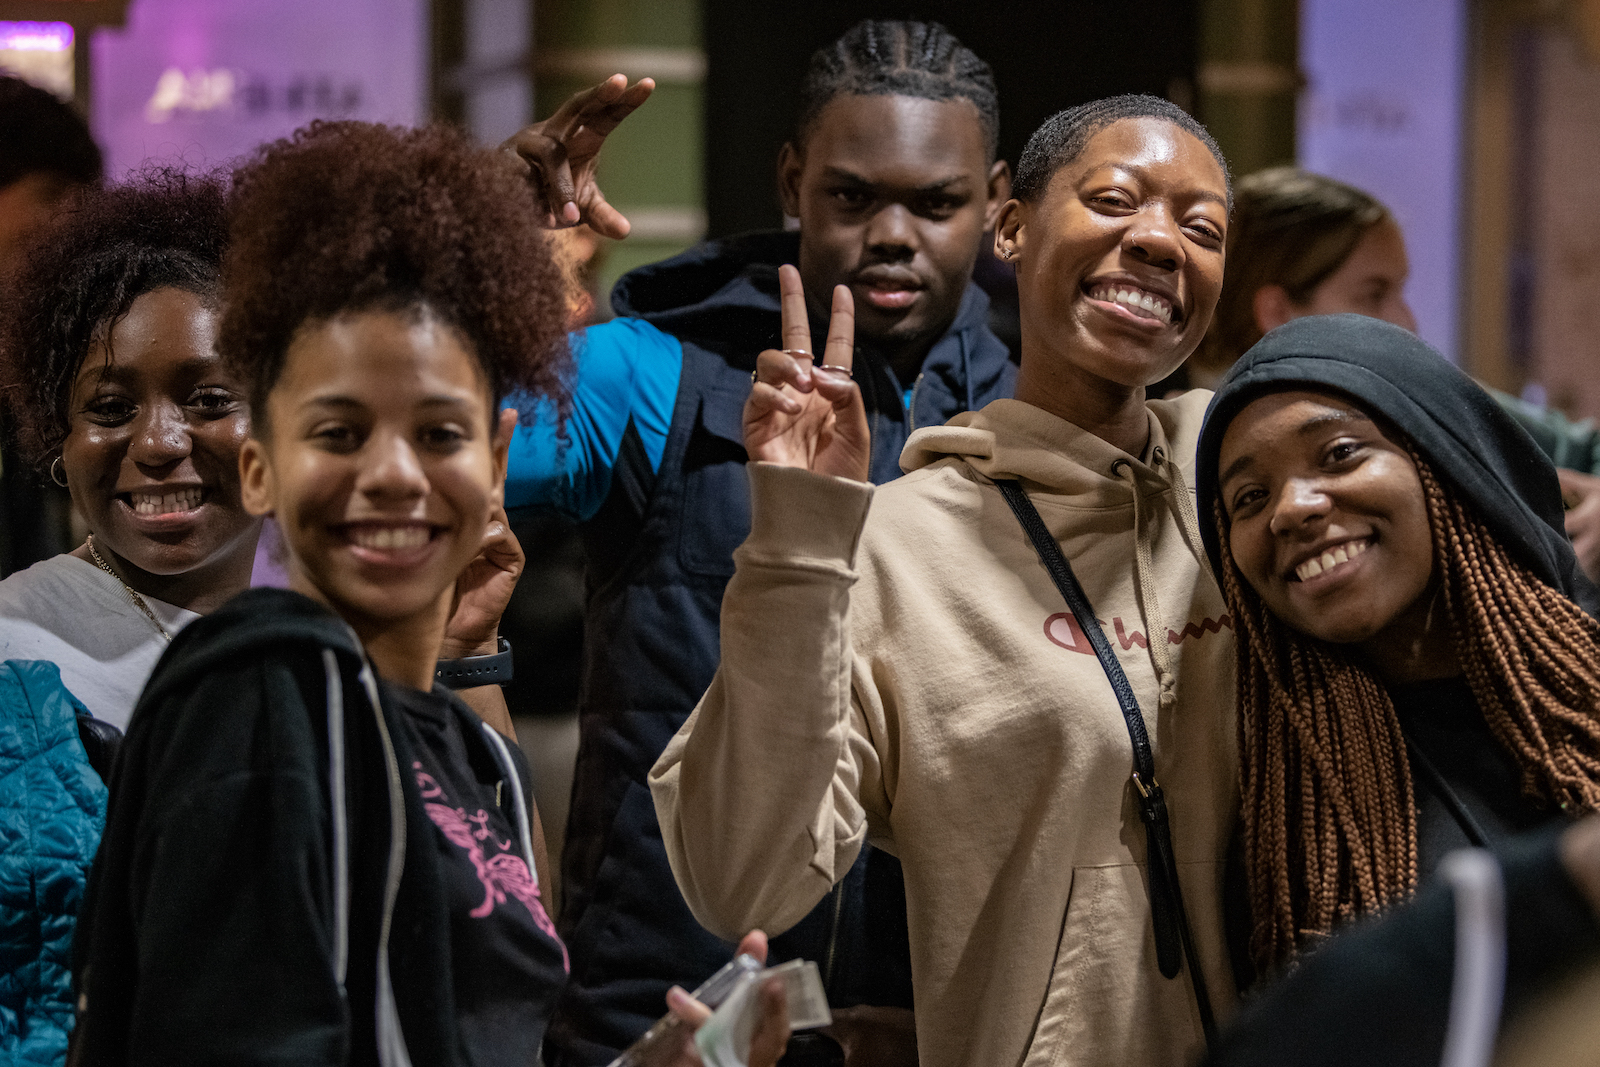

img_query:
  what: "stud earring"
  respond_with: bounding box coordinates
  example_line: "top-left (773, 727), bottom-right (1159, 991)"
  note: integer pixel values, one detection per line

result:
top-left (998, 246), bottom-right (1016, 261)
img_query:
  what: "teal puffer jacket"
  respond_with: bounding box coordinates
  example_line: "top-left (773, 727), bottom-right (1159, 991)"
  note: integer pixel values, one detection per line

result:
top-left (0, 660), bottom-right (106, 1065)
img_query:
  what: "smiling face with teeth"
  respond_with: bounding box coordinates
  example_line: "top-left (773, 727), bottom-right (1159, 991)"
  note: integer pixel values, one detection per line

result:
top-left (241, 305), bottom-right (512, 647)
top-left (1217, 390), bottom-right (1450, 669)
top-left (997, 116), bottom-right (1228, 448)
top-left (60, 286), bottom-right (260, 608)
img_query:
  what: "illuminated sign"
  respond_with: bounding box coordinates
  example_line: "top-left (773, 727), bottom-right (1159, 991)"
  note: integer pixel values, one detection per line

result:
top-left (0, 21), bottom-right (74, 98)
top-left (92, 0), bottom-right (424, 178)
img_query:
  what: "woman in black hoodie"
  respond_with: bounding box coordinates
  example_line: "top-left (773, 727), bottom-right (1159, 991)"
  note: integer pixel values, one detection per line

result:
top-left (70, 121), bottom-right (785, 1067)
top-left (1194, 313), bottom-right (1600, 980)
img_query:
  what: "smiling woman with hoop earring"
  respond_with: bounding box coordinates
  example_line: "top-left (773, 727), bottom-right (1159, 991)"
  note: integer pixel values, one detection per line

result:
top-left (0, 168), bottom-right (261, 1067)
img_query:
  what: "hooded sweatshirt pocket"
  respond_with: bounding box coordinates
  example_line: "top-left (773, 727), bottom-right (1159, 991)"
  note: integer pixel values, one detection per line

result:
top-left (1021, 861), bottom-right (1220, 1067)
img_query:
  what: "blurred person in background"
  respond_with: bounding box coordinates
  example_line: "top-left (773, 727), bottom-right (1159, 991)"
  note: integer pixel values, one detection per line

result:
top-left (497, 19), bottom-right (1013, 1065)
top-left (0, 74), bottom-right (103, 578)
top-left (0, 170), bottom-right (258, 1067)
top-left (1179, 166), bottom-right (1600, 584)
top-left (1196, 315), bottom-right (1600, 996)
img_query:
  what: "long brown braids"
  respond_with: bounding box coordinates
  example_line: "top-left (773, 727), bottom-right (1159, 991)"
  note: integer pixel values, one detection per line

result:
top-left (1216, 448), bottom-right (1600, 970)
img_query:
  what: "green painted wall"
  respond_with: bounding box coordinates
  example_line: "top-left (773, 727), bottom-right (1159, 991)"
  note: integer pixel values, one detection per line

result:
top-left (1197, 0), bottom-right (1298, 179)
top-left (536, 0), bottom-right (703, 301)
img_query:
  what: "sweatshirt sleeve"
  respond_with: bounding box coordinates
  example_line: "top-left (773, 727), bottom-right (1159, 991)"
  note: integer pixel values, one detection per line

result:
top-left (103, 657), bottom-right (349, 1065)
top-left (649, 462), bottom-right (888, 941)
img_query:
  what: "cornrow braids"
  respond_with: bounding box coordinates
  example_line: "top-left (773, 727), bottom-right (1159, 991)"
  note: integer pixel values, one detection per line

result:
top-left (1217, 451), bottom-right (1600, 971)
top-left (795, 20), bottom-right (999, 160)
top-left (1012, 95), bottom-right (1231, 207)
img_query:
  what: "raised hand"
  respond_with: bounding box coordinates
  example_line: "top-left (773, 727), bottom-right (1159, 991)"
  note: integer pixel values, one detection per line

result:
top-left (744, 265), bottom-right (870, 483)
top-left (500, 74), bottom-right (655, 238)
top-left (442, 410), bottom-right (525, 660)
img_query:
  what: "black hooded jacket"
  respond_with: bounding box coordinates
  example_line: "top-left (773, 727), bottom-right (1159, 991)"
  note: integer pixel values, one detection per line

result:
top-left (69, 589), bottom-right (553, 1067)
top-left (548, 231), bottom-right (1015, 1063)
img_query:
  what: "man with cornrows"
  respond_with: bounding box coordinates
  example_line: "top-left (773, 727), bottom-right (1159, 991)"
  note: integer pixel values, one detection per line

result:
top-left (498, 19), bottom-right (1013, 1065)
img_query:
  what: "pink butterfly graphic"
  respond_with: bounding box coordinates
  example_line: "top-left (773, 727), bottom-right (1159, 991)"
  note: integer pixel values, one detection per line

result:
top-left (424, 797), bottom-right (570, 972)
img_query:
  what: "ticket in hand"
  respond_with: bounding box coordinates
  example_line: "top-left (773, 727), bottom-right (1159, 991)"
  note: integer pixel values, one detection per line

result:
top-left (606, 954), bottom-right (764, 1067)
top-left (694, 959), bottom-right (832, 1067)
top-left (754, 959), bottom-right (832, 1030)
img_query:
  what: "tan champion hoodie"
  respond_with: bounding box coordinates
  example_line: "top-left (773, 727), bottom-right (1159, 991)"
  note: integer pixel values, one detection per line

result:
top-left (651, 394), bottom-right (1239, 1067)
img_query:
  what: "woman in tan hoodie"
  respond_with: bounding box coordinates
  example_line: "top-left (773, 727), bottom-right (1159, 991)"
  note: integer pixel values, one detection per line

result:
top-left (651, 96), bottom-right (1236, 1067)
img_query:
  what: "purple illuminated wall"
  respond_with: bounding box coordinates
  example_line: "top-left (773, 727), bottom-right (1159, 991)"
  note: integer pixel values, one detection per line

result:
top-left (91, 0), bottom-right (425, 178)
top-left (1299, 0), bottom-right (1468, 362)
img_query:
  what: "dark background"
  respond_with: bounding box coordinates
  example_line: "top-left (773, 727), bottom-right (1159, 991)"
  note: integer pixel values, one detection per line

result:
top-left (702, 0), bottom-right (1201, 236)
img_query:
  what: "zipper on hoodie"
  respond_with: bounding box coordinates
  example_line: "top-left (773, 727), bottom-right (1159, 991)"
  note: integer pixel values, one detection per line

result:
top-left (823, 880), bottom-right (845, 991)
top-left (907, 371), bottom-right (926, 433)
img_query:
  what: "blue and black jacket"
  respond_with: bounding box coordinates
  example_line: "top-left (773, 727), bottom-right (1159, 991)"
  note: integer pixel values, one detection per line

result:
top-left (504, 230), bottom-right (1017, 1063)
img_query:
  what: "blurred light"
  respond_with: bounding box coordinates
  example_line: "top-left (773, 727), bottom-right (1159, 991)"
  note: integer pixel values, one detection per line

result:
top-left (0, 22), bottom-right (74, 52)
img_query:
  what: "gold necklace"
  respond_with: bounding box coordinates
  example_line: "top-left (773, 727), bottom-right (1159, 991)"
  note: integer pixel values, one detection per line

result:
top-left (85, 533), bottom-right (171, 642)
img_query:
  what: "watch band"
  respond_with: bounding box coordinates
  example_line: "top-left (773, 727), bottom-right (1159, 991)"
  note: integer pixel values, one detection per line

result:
top-left (436, 635), bottom-right (514, 689)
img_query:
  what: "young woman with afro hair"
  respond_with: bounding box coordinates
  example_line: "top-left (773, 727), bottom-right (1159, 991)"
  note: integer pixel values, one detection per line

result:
top-left (69, 121), bottom-right (787, 1067)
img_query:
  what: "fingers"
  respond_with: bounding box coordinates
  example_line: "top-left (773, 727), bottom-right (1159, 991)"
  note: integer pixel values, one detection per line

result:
top-left (778, 264), bottom-right (813, 355)
top-left (583, 187), bottom-right (632, 240)
top-left (479, 505), bottom-right (524, 575)
top-left (542, 74), bottom-right (629, 139)
top-left (733, 929), bottom-right (769, 965)
top-left (546, 158), bottom-right (580, 224)
top-left (753, 347), bottom-right (814, 395)
top-left (820, 284), bottom-right (855, 374)
top-left (747, 978), bottom-right (792, 1067)
top-left (666, 985), bottom-right (713, 1027)
top-left (503, 132), bottom-right (580, 227)
top-left (572, 76), bottom-right (656, 141)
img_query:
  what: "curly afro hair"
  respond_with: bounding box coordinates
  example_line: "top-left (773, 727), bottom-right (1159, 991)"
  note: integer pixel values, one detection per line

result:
top-left (220, 121), bottom-right (571, 428)
top-left (0, 167), bottom-right (227, 471)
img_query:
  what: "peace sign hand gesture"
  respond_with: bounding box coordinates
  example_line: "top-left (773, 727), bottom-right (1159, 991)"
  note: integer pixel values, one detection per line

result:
top-left (500, 74), bottom-right (654, 238)
top-left (744, 265), bottom-right (870, 483)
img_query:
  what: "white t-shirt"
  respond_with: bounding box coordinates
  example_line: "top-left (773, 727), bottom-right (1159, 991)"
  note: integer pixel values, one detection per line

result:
top-left (0, 554), bottom-right (200, 730)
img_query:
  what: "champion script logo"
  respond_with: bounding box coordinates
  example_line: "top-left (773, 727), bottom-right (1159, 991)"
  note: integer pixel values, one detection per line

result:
top-left (1044, 611), bottom-right (1233, 655)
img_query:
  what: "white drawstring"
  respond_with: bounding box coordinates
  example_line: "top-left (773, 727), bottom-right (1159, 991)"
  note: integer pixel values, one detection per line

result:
top-left (1438, 849), bottom-right (1507, 1067)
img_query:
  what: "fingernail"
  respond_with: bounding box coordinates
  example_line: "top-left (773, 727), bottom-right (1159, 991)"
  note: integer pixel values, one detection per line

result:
top-left (666, 986), bottom-right (689, 1007)
top-left (563, 202), bottom-right (580, 222)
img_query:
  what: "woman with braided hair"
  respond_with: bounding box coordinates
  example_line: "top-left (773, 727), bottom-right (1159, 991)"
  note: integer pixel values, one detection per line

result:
top-left (1194, 312), bottom-right (1600, 978)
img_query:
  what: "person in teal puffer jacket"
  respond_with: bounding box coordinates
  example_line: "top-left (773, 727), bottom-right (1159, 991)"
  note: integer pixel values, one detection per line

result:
top-left (0, 660), bottom-right (105, 1066)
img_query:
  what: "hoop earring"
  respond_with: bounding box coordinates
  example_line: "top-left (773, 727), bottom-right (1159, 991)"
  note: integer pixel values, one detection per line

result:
top-left (49, 456), bottom-right (68, 488)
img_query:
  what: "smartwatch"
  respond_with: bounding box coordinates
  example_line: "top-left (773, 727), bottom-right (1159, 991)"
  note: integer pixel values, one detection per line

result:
top-left (436, 635), bottom-right (514, 689)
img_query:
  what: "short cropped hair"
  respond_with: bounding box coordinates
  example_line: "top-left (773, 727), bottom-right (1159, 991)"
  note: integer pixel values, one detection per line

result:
top-left (0, 168), bottom-right (226, 469)
top-left (220, 121), bottom-right (571, 429)
top-left (1012, 94), bottom-right (1230, 205)
top-left (0, 74), bottom-right (102, 190)
top-left (796, 20), bottom-right (999, 161)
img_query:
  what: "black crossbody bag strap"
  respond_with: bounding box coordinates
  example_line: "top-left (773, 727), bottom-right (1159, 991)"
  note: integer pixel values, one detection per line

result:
top-left (996, 478), bottom-right (1217, 1046)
